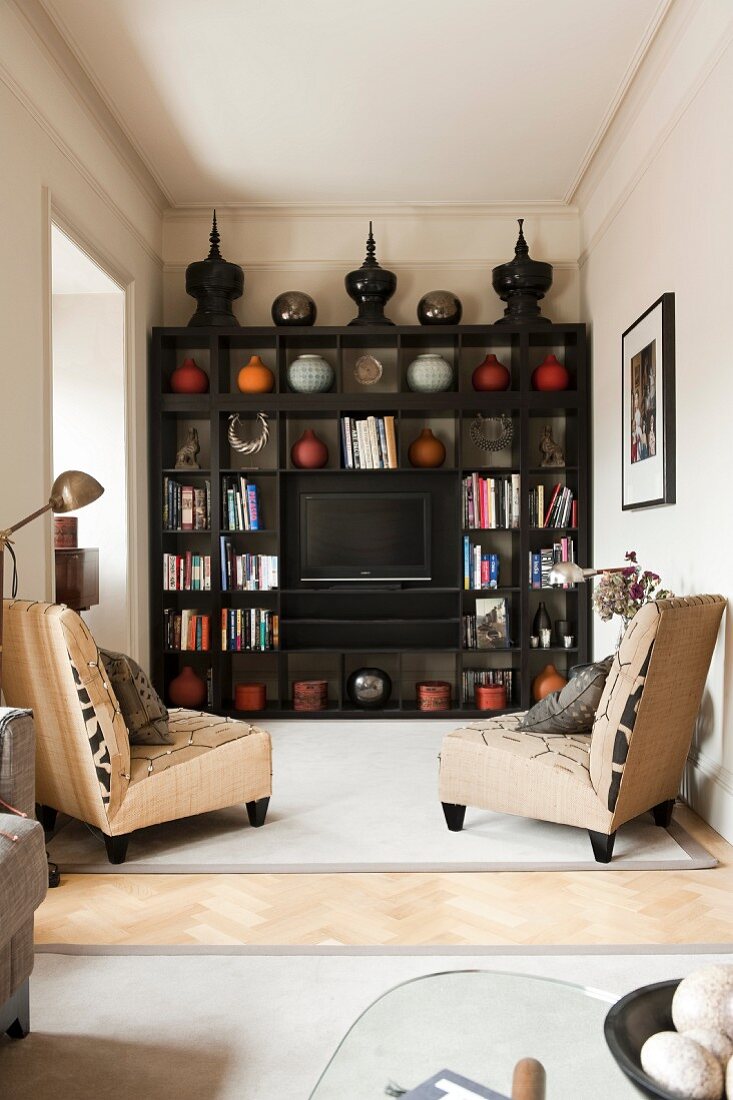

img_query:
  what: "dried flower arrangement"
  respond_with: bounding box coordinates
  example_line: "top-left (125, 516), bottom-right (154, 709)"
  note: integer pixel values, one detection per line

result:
top-left (592, 551), bottom-right (673, 628)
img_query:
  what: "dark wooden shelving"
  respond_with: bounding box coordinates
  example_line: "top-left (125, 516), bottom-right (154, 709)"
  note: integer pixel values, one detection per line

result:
top-left (150, 322), bottom-right (590, 718)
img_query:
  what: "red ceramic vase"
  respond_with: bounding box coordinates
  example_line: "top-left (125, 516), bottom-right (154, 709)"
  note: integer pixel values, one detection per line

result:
top-left (168, 665), bottom-right (207, 707)
top-left (472, 353), bottom-right (510, 392)
top-left (531, 354), bottom-right (569, 392)
top-left (291, 428), bottom-right (329, 469)
top-left (170, 357), bottom-right (209, 394)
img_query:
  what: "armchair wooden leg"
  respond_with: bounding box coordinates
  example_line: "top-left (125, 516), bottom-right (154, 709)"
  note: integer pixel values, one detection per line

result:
top-left (588, 830), bottom-right (616, 863)
top-left (4, 980), bottom-right (30, 1039)
top-left (37, 804), bottom-right (57, 833)
top-left (103, 834), bottom-right (129, 864)
top-left (246, 797), bottom-right (270, 828)
top-left (652, 799), bottom-right (675, 827)
top-left (442, 802), bottom-right (466, 832)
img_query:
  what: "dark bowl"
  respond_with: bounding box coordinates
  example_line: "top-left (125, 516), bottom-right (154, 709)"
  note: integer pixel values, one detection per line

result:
top-left (604, 980), bottom-right (681, 1098)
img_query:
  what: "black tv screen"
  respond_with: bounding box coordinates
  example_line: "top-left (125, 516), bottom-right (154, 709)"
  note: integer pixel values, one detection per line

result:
top-left (300, 492), bottom-right (431, 582)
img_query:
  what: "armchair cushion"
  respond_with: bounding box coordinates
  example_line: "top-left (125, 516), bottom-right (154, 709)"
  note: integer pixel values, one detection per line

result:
top-left (100, 649), bottom-right (173, 745)
top-left (519, 656), bottom-right (613, 735)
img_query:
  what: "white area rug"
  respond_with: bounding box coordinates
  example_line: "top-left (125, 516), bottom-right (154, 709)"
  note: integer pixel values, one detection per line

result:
top-left (1, 951), bottom-right (731, 1099)
top-left (46, 721), bottom-right (714, 872)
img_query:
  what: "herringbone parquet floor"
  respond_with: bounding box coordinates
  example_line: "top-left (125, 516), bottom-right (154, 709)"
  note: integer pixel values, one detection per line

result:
top-left (36, 806), bottom-right (733, 947)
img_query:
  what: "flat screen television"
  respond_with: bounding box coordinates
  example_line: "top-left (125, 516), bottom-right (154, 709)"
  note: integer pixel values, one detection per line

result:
top-left (299, 492), bottom-right (431, 582)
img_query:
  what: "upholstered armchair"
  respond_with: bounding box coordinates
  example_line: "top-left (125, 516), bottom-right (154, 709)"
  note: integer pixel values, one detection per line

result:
top-left (2, 600), bottom-right (272, 864)
top-left (439, 596), bottom-right (725, 862)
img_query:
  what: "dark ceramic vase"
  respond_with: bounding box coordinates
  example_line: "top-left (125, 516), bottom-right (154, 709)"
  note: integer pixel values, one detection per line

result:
top-left (168, 666), bottom-right (207, 708)
top-left (345, 222), bottom-right (396, 326)
top-left (291, 428), bottom-right (329, 469)
top-left (417, 290), bottom-right (462, 326)
top-left (492, 218), bottom-right (553, 326)
top-left (271, 291), bottom-right (317, 326)
top-left (346, 667), bottom-right (392, 709)
top-left (472, 353), bottom-right (510, 391)
top-left (185, 211), bottom-right (243, 327)
top-left (170, 357), bottom-right (209, 394)
top-left (532, 354), bottom-right (570, 392)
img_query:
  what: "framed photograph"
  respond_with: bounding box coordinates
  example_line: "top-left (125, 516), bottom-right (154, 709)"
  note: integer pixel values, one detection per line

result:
top-left (622, 293), bottom-right (676, 509)
top-left (475, 597), bottom-right (510, 649)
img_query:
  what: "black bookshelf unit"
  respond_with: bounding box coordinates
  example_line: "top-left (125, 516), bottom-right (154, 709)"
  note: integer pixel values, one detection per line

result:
top-left (149, 323), bottom-right (590, 720)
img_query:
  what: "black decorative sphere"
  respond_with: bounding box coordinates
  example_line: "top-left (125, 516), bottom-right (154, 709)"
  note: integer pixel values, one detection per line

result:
top-left (417, 290), bottom-right (463, 326)
top-left (346, 667), bottom-right (392, 709)
top-left (345, 222), bottom-right (396, 327)
top-left (185, 211), bottom-right (243, 327)
top-left (492, 218), bottom-right (553, 326)
top-left (271, 291), bottom-right (317, 326)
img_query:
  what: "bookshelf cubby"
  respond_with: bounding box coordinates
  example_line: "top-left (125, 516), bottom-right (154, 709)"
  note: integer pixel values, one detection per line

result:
top-left (150, 323), bottom-right (589, 719)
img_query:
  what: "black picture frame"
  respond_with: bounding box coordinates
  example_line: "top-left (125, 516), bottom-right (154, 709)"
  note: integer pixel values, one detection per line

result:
top-left (621, 293), bottom-right (676, 510)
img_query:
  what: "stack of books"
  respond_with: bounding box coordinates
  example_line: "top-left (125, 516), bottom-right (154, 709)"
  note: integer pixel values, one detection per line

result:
top-left (528, 482), bottom-right (577, 528)
top-left (163, 478), bottom-right (211, 531)
top-left (529, 536), bottom-right (576, 588)
top-left (463, 538), bottom-right (500, 590)
top-left (221, 476), bottom-right (262, 530)
top-left (340, 414), bottom-right (397, 469)
top-left (462, 474), bottom-right (520, 529)
top-left (219, 540), bottom-right (278, 591)
top-left (462, 668), bottom-right (514, 705)
top-left (221, 608), bottom-right (279, 651)
top-left (163, 609), bottom-right (210, 651)
top-left (163, 552), bottom-right (211, 591)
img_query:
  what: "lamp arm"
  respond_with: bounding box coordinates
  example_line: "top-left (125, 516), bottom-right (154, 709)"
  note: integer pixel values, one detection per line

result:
top-left (585, 566), bottom-right (627, 577)
top-left (3, 502), bottom-right (54, 539)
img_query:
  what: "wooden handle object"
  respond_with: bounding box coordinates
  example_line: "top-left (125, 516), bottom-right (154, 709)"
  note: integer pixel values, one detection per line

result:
top-left (511, 1058), bottom-right (546, 1100)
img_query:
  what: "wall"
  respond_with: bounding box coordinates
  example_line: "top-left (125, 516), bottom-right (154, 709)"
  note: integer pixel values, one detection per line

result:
top-left (578, 1), bottom-right (733, 839)
top-left (163, 206), bottom-right (581, 326)
top-left (0, 0), bottom-right (164, 668)
top-left (52, 291), bottom-right (127, 651)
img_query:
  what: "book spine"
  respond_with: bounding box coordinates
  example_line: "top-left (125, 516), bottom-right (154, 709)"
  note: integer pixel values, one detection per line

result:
top-left (384, 415), bottom-right (397, 469)
top-left (181, 486), bottom-right (194, 531)
top-left (247, 485), bottom-right (260, 530)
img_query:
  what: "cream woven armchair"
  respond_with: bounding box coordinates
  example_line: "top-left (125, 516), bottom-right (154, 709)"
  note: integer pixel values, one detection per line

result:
top-left (2, 600), bottom-right (272, 864)
top-left (439, 596), bottom-right (725, 862)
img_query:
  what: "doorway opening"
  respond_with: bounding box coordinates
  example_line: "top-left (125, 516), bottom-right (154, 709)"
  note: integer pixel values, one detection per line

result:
top-left (51, 224), bottom-right (129, 652)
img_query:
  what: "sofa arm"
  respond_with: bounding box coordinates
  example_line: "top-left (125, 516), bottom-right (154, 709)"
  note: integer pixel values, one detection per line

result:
top-left (0, 708), bottom-right (35, 818)
top-left (0, 816), bottom-right (47, 945)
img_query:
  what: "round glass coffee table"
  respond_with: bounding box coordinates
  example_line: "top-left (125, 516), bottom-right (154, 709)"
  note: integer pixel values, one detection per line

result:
top-left (309, 970), bottom-right (637, 1099)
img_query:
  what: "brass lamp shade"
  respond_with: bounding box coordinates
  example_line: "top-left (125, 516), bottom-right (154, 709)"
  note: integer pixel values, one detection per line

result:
top-left (49, 470), bottom-right (104, 513)
top-left (549, 561), bottom-right (588, 585)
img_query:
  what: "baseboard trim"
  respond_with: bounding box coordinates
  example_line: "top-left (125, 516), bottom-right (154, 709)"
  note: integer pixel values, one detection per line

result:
top-left (34, 943), bottom-right (733, 957)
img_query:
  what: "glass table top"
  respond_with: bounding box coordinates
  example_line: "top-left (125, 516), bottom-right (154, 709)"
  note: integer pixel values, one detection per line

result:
top-left (309, 969), bottom-right (637, 1099)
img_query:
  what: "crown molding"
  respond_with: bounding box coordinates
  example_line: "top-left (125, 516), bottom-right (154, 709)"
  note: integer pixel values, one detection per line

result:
top-left (164, 201), bottom-right (578, 222)
top-left (0, 57), bottom-right (163, 268)
top-left (563, 0), bottom-right (674, 204)
top-left (13, 0), bottom-right (171, 214)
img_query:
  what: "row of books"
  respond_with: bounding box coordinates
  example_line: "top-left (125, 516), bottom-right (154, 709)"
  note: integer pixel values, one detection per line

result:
top-left (163, 479), bottom-right (211, 531)
top-left (528, 482), bottom-right (577, 528)
top-left (463, 539), bottom-right (500, 590)
top-left (462, 668), bottom-right (515, 705)
top-left (529, 537), bottom-right (576, 588)
top-left (340, 415), bottom-right (398, 469)
top-left (163, 553), bottom-right (211, 591)
top-left (163, 609), bottom-right (211, 651)
top-left (221, 609), bottom-right (279, 652)
top-left (219, 540), bottom-right (278, 591)
top-left (222, 476), bottom-right (262, 530)
top-left (462, 474), bottom-right (521, 530)
top-left (462, 597), bottom-right (511, 650)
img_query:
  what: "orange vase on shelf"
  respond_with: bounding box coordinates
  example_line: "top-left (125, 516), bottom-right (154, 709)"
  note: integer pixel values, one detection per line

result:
top-left (531, 354), bottom-right (569, 392)
top-left (170, 357), bottom-right (209, 394)
top-left (532, 663), bottom-right (568, 702)
top-left (408, 428), bottom-right (446, 468)
top-left (237, 355), bottom-right (275, 394)
top-left (472, 353), bottom-right (510, 392)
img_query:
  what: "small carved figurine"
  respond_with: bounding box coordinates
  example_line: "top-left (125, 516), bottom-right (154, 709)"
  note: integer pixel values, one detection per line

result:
top-left (175, 427), bottom-right (201, 469)
top-left (539, 424), bottom-right (565, 467)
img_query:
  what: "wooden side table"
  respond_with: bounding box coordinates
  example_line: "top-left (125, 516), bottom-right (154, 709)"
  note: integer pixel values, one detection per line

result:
top-left (54, 548), bottom-right (99, 611)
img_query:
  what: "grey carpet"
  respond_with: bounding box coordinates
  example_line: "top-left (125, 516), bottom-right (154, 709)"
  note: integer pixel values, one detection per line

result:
top-left (45, 721), bottom-right (714, 872)
top-left (1, 951), bottom-right (732, 1099)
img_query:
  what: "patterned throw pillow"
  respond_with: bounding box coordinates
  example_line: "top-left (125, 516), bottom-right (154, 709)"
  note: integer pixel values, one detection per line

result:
top-left (99, 649), bottom-right (173, 745)
top-left (519, 656), bottom-right (613, 735)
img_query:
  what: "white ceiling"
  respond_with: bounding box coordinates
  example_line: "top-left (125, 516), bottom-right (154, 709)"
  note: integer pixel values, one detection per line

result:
top-left (42, 0), bottom-right (665, 206)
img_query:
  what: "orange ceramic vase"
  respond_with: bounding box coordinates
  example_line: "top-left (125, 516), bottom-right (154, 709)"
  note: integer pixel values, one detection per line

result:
top-left (408, 428), bottom-right (446, 468)
top-left (532, 663), bottom-right (568, 702)
top-left (237, 355), bottom-right (275, 394)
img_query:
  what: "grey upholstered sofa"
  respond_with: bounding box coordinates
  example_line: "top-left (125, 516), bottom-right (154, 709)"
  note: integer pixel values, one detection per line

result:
top-left (0, 708), bottom-right (47, 1039)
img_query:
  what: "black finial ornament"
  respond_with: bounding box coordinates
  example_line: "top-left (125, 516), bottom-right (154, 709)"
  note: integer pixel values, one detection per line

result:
top-left (492, 218), bottom-right (553, 326)
top-left (344, 222), bottom-right (397, 326)
top-left (185, 210), bottom-right (244, 327)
